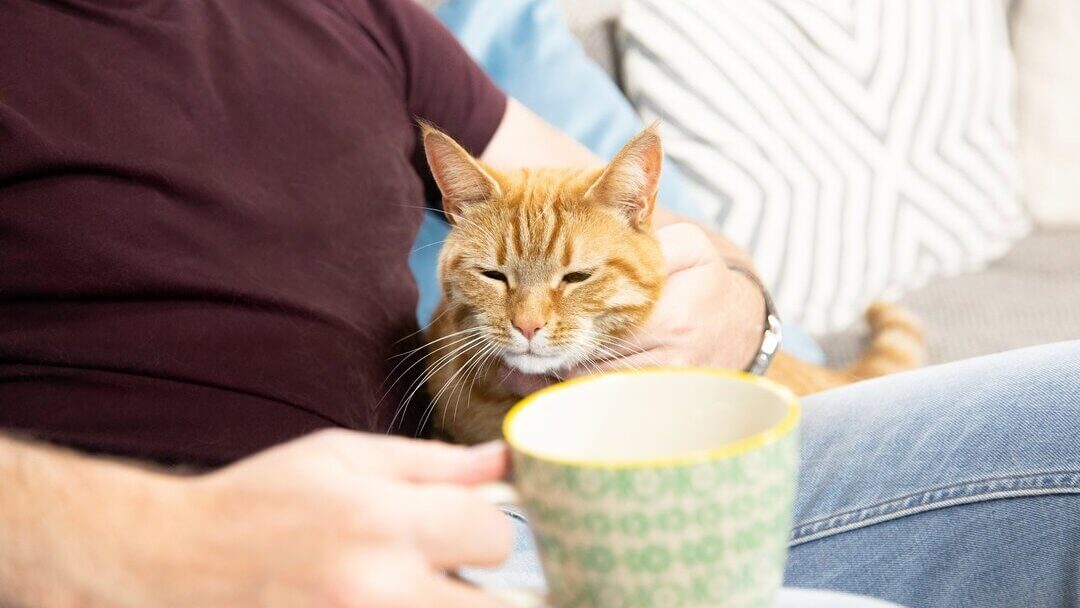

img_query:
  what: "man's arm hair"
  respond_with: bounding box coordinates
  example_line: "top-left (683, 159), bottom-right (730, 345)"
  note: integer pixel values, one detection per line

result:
top-left (0, 433), bottom-right (181, 608)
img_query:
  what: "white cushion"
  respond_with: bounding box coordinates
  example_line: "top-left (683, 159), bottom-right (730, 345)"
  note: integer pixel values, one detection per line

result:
top-left (1013, 0), bottom-right (1080, 226)
top-left (621, 0), bottom-right (1030, 333)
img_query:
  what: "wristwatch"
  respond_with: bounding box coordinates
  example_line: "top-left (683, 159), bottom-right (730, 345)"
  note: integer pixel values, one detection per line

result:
top-left (726, 264), bottom-right (782, 376)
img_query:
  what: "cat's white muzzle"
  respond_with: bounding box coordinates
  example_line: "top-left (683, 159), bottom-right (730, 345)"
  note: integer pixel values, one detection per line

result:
top-left (502, 351), bottom-right (570, 375)
top-left (501, 330), bottom-right (575, 374)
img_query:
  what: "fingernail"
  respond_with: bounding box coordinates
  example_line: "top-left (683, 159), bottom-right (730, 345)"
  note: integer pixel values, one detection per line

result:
top-left (469, 440), bottom-right (507, 458)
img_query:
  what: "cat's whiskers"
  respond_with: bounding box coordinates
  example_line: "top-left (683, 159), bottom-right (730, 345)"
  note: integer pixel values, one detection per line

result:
top-left (421, 339), bottom-right (491, 436)
top-left (434, 346), bottom-right (476, 430)
top-left (389, 325), bottom-right (482, 362)
top-left (453, 342), bottom-right (502, 425)
top-left (443, 211), bottom-right (500, 246)
top-left (580, 356), bottom-right (607, 378)
top-left (596, 334), bottom-right (665, 368)
top-left (576, 335), bottom-right (657, 374)
top-left (389, 202), bottom-right (498, 243)
top-left (446, 346), bottom-right (485, 425)
top-left (388, 336), bottom-right (485, 433)
top-left (379, 327), bottom-right (484, 400)
top-left (395, 333), bottom-right (487, 413)
top-left (383, 334), bottom-right (483, 402)
top-left (387, 333), bottom-right (489, 433)
top-left (593, 345), bottom-right (645, 373)
top-left (410, 238), bottom-right (448, 254)
top-left (439, 340), bottom-right (498, 428)
top-left (469, 346), bottom-right (504, 416)
top-left (392, 307), bottom-right (449, 347)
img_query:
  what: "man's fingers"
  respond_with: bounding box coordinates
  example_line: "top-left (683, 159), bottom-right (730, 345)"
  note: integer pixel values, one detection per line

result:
top-left (318, 431), bottom-right (509, 484)
top-left (655, 223), bottom-right (719, 275)
top-left (399, 483), bottom-right (513, 568)
top-left (382, 438), bottom-right (507, 484)
top-left (335, 550), bottom-right (508, 608)
top-left (420, 574), bottom-right (510, 608)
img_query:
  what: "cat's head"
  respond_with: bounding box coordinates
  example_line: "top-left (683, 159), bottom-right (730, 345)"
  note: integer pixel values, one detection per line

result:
top-left (423, 124), bottom-right (665, 375)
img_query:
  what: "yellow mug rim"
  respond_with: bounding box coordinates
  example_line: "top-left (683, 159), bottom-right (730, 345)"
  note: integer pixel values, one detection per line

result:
top-left (502, 367), bottom-right (800, 469)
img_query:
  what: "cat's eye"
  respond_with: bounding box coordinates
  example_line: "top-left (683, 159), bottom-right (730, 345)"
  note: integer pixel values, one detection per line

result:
top-left (480, 269), bottom-right (508, 283)
top-left (562, 271), bottom-right (592, 284)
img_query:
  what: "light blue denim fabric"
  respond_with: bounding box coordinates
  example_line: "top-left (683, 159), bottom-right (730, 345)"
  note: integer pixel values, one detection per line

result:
top-left (465, 341), bottom-right (1080, 607)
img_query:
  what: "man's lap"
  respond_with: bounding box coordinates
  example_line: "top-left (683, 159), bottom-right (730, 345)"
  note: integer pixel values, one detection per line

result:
top-left (795, 339), bottom-right (1080, 537)
top-left (789, 340), bottom-right (1080, 606)
top-left (467, 341), bottom-right (1080, 606)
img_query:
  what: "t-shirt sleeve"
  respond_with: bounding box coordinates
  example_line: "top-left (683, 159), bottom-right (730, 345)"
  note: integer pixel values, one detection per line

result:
top-left (360, 0), bottom-right (507, 156)
top-left (353, 0), bottom-right (507, 209)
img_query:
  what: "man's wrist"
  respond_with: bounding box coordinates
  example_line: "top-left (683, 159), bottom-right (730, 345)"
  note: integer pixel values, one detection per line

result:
top-left (0, 435), bottom-right (187, 608)
top-left (724, 263), bottom-right (782, 374)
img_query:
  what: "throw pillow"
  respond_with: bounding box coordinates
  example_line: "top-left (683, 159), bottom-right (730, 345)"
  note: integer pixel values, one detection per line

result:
top-left (1012, 0), bottom-right (1080, 226)
top-left (621, 0), bottom-right (1030, 333)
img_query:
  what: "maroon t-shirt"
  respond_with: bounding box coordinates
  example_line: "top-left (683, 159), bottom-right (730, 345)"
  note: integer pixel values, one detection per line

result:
top-left (0, 0), bottom-right (507, 465)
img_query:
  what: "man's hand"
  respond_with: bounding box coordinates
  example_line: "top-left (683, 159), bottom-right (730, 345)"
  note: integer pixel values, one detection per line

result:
top-left (0, 431), bottom-right (513, 608)
top-left (566, 223), bottom-right (764, 376)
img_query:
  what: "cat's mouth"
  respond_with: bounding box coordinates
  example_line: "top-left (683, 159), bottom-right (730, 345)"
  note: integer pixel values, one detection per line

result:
top-left (501, 350), bottom-right (569, 375)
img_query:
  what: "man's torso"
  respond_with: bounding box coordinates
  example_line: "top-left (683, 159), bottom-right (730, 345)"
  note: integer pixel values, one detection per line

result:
top-left (0, 0), bottom-right (441, 463)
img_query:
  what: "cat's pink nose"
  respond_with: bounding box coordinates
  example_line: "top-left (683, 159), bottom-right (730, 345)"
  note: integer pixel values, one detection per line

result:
top-left (512, 317), bottom-right (546, 340)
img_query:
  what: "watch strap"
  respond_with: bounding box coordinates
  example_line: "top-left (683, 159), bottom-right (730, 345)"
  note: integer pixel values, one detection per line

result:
top-left (726, 264), bottom-right (782, 376)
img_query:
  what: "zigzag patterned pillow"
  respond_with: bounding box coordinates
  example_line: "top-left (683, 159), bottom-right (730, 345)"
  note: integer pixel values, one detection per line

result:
top-left (621, 0), bottom-right (1030, 333)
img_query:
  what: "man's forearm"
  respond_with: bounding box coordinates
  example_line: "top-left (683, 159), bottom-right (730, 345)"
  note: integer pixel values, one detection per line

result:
top-left (652, 206), bottom-right (755, 269)
top-left (0, 434), bottom-right (179, 608)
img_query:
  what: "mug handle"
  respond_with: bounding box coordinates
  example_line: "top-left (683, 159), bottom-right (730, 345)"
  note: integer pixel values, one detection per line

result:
top-left (455, 482), bottom-right (548, 608)
top-left (474, 481), bottom-right (521, 506)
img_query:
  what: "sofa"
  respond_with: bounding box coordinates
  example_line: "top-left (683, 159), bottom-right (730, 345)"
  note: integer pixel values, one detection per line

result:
top-left (424, 0), bottom-right (1080, 367)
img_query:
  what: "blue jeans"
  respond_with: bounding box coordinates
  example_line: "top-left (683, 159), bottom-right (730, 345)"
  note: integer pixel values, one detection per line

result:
top-left (472, 341), bottom-right (1080, 607)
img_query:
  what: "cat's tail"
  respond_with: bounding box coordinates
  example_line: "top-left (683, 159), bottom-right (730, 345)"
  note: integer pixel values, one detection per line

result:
top-left (844, 301), bottom-right (926, 379)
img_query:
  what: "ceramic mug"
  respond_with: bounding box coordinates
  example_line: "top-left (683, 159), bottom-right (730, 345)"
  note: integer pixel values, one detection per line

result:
top-left (486, 368), bottom-right (800, 608)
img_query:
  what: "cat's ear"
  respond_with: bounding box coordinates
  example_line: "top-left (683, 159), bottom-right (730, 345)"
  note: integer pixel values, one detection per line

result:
top-left (584, 123), bottom-right (663, 227)
top-left (421, 123), bottom-right (501, 223)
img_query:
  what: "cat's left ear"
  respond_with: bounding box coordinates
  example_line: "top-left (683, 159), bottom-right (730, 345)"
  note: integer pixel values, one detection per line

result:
top-left (421, 123), bottom-right (501, 224)
top-left (584, 123), bottom-right (663, 227)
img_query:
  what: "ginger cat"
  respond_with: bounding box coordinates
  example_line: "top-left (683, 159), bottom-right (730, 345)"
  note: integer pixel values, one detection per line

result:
top-left (419, 124), bottom-right (924, 444)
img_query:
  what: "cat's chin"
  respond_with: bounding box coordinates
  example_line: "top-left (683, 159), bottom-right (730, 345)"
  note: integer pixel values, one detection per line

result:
top-left (501, 352), bottom-right (568, 375)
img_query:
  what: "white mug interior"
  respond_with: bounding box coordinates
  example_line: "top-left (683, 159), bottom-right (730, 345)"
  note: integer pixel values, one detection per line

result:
top-left (505, 369), bottom-right (796, 465)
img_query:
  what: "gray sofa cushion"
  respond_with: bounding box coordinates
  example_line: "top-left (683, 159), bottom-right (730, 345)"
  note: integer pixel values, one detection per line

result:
top-left (819, 229), bottom-right (1080, 366)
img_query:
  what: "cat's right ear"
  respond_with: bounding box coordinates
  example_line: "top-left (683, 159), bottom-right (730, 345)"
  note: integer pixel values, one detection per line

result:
top-left (583, 123), bottom-right (663, 228)
top-left (421, 123), bottom-right (501, 223)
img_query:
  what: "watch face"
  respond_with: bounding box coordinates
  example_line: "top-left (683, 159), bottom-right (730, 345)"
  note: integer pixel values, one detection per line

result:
top-left (763, 315), bottom-right (782, 355)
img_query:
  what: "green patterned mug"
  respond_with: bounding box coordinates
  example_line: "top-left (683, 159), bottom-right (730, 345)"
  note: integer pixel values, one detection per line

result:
top-left (496, 368), bottom-right (800, 608)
